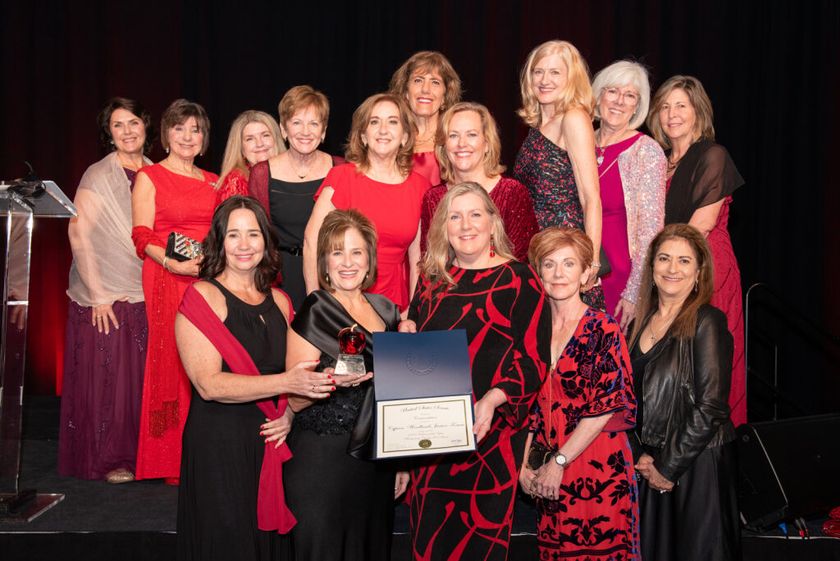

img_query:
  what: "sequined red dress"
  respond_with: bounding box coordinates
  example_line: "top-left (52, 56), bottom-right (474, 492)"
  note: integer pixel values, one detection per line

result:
top-left (514, 128), bottom-right (606, 310)
top-left (532, 307), bottom-right (640, 560)
top-left (133, 163), bottom-right (217, 480)
top-left (419, 177), bottom-right (539, 261)
top-left (408, 261), bottom-right (551, 561)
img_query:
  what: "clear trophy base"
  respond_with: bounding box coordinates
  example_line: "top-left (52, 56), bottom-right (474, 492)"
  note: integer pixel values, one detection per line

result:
top-left (334, 354), bottom-right (366, 375)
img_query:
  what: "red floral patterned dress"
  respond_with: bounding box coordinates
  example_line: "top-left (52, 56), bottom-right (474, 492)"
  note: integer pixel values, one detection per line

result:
top-left (531, 307), bottom-right (640, 560)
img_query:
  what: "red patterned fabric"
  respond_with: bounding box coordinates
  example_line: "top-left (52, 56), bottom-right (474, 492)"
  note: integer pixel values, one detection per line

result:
top-left (215, 168), bottom-right (250, 205)
top-left (178, 286), bottom-right (296, 533)
top-left (514, 128), bottom-right (606, 311)
top-left (532, 308), bottom-right (640, 560)
top-left (419, 177), bottom-right (539, 261)
top-left (134, 163), bottom-right (217, 480)
top-left (407, 261), bottom-right (551, 561)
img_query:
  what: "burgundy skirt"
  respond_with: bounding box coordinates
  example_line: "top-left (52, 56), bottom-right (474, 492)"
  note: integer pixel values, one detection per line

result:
top-left (58, 300), bottom-right (147, 479)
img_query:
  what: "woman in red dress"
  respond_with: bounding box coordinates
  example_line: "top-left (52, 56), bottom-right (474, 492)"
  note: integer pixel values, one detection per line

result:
top-left (304, 93), bottom-right (430, 312)
top-left (215, 110), bottom-right (283, 202)
top-left (520, 227), bottom-right (639, 560)
top-left (402, 182), bottom-right (550, 561)
top-left (648, 76), bottom-right (746, 426)
top-left (389, 51), bottom-right (462, 185)
top-left (131, 99), bottom-right (218, 482)
top-left (419, 101), bottom-right (538, 260)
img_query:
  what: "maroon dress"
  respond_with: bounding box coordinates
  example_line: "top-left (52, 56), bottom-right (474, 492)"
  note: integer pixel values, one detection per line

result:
top-left (59, 167), bottom-right (148, 479)
top-left (419, 177), bottom-right (539, 261)
top-left (408, 261), bottom-right (551, 561)
top-left (532, 307), bottom-right (640, 560)
top-left (514, 128), bottom-right (606, 310)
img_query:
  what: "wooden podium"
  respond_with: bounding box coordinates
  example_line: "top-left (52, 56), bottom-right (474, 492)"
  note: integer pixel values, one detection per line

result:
top-left (0, 179), bottom-right (75, 522)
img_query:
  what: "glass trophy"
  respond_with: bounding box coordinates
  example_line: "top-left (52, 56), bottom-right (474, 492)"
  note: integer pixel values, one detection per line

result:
top-left (335, 323), bottom-right (366, 375)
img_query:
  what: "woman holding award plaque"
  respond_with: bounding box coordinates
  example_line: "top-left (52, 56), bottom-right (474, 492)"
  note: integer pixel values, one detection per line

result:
top-left (401, 182), bottom-right (551, 561)
top-left (284, 209), bottom-right (408, 561)
top-left (131, 99), bottom-right (218, 482)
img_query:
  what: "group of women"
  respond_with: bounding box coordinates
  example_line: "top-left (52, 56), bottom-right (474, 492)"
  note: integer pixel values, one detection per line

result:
top-left (57, 39), bottom-right (745, 561)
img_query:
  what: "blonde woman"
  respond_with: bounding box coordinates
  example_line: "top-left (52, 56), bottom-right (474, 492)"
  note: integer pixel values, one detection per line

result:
top-left (402, 183), bottom-right (550, 560)
top-left (513, 40), bottom-right (604, 310)
top-left (215, 110), bottom-right (283, 202)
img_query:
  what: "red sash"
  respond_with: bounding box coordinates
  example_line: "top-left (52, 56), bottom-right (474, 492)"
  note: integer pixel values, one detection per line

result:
top-left (179, 285), bottom-right (296, 533)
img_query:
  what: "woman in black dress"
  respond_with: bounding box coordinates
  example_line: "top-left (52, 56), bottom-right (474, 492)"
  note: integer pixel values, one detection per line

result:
top-left (284, 209), bottom-right (407, 561)
top-left (401, 182), bottom-right (551, 561)
top-left (174, 196), bottom-right (335, 561)
top-left (628, 223), bottom-right (739, 561)
top-left (218, 86), bottom-right (342, 310)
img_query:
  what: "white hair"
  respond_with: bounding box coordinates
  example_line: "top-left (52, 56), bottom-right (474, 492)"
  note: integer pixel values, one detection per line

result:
top-left (592, 60), bottom-right (651, 130)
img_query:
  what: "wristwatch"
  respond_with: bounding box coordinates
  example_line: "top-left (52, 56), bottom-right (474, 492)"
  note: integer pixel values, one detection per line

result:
top-left (553, 453), bottom-right (569, 467)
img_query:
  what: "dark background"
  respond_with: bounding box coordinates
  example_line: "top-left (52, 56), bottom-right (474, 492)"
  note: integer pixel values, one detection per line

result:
top-left (2, 1), bottom-right (838, 417)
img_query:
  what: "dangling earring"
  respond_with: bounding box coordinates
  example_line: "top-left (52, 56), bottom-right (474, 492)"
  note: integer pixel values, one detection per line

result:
top-left (489, 236), bottom-right (496, 258)
top-left (165, 146), bottom-right (170, 154)
top-left (694, 279), bottom-right (699, 292)
top-left (325, 274), bottom-right (331, 285)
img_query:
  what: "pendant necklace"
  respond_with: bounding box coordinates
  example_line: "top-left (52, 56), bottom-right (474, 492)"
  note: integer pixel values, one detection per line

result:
top-left (595, 132), bottom-right (605, 166)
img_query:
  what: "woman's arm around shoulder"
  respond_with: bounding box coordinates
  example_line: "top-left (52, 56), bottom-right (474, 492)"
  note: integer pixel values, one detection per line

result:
top-left (176, 283), bottom-right (332, 403)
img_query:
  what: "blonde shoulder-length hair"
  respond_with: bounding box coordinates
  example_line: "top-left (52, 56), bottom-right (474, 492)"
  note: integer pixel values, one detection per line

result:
top-left (435, 102), bottom-right (506, 184)
top-left (421, 182), bottom-right (514, 292)
top-left (517, 40), bottom-right (594, 128)
top-left (218, 110), bottom-right (283, 186)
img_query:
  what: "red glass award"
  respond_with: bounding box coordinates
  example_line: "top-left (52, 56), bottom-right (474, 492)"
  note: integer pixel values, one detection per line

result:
top-left (335, 323), bottom-right (366, 375)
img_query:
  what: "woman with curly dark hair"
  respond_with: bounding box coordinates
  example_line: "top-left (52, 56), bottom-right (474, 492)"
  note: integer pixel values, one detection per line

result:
top-left (175, 196), bottom-right (335, 560)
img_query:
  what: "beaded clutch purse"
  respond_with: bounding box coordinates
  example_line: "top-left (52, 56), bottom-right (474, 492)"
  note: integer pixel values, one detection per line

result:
top-left (165, 231), bottom-right (203, 262)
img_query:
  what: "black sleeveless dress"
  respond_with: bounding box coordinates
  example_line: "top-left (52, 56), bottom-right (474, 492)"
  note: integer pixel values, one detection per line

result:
top-left (176, 279), bottom-right (287, 561)
top-left (283, 290), bottom-right (400, 561)
top-left (269, 177), bottom-right (322, 311)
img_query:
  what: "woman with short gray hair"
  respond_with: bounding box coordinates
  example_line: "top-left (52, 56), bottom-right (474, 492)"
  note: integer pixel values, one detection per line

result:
top-left (592, 60), bottom-right (667, 331)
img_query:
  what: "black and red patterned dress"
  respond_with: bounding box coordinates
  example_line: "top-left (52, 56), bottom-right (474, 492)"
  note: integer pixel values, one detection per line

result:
top-left (513, 128), bottom-right (606, 310)
top-left (407, 261), bottom-right (551, 561)
top-left (532, 307), bottom-right (639, 560)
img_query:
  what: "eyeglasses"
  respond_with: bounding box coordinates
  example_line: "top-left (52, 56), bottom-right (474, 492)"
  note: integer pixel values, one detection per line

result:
top-left (603, 87), bottom-right (640, 106)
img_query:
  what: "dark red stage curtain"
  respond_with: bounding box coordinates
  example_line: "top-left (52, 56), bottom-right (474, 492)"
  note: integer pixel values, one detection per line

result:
top-left (1, 1), bottom-right (838, 398)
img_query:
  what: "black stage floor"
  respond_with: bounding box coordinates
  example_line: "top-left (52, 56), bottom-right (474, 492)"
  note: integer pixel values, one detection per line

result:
top-left (2, 397), bottom-right (838, 561)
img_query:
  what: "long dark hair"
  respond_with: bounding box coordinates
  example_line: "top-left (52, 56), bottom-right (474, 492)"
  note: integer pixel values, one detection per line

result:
top-left (200, 196), bottom-right (282, 292)
top-left (628, 224), bottom-right (715, 347)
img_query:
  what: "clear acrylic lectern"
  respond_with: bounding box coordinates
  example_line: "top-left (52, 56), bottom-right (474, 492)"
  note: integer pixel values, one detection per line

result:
top-left (0, 180), bottom-right (75, 521)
